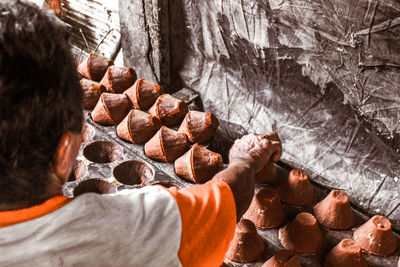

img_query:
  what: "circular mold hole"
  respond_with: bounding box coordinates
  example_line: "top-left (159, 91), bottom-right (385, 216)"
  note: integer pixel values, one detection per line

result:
top-left (83, 141), bottom-right (122, 163)
top-left (82, 124), bottom-right (94, 142)
top-left (68, 160), bottom-right (87, 181)
top-left (73, 178), bottom-right (117, 197)
top-left (113, 160), bottom-right (154, 185)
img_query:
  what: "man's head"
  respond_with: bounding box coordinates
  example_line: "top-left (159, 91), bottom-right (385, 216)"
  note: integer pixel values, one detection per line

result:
top-left (0, 0), bottom-right (83, 206)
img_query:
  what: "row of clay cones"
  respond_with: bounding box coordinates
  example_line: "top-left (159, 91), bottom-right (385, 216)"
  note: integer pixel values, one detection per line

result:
top-left (225, 169), bottom-right (398, 264)
top-left (227, 212), bottom-right (398, 265)
top-left (79, 59), bottom-right (223, 184)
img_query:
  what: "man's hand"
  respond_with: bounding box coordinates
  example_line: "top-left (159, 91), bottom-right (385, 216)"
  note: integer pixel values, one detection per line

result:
top-left (229, 133), bottom-right (282, 172)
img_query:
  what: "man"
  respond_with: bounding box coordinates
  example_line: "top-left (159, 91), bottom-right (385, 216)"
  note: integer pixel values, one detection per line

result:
top-left (0, 1), bottom-right (282, 266)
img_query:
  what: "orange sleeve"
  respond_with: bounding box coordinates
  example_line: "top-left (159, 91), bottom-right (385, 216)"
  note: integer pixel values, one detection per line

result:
top-left (163, 180), bottom-right (236, 267)
top-left (0, 196), bottom-right (71, 228)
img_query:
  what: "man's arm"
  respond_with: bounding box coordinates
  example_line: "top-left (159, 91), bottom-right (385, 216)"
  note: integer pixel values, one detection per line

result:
top-left (214, 133), bottom-right (281, 221)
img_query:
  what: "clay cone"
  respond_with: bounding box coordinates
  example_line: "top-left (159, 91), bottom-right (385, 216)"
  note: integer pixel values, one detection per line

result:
top-left (276, 169), bottom-right (314, 206)
top-left (278, 212), bottom-right (323, 255)
top-left (80, 78), bottom-right (106, 110)
top-left (325, 239), bottom-right (368, 267)
top-left (353, 215), bottom-right (398, 256)
top-left (255, 161), bottom-right (277, 184)
top-left (144, 126), bottom-right (188, 162)
top-left (91, 93), bottom-right (131, 125)
top-left (177, 111), bottom-right (219, 144)
top-left (116, 109), bottom-right (161, 144)
top-left (314, 189), bottom-right (355, 230)
top-left (244, 187), bottom-right (285, 229)
top-left (124, 78), bottom-right (163, 110)
top-left (174, 143), bottom-right (223, 183)
top-left (226, 219), bottom-right (266, 263)
top-left (100, 66), bottom-right (137, 93)
top-left (148, 94), bottom-right (189, 127)
top-left (262, 250), bottom-right (301, 267)
top-left (77, 52), bottom-right (113, 81)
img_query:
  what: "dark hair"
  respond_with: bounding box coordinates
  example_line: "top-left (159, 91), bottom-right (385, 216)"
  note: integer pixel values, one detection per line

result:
top-left (0, 0), bottom-right (83, 205)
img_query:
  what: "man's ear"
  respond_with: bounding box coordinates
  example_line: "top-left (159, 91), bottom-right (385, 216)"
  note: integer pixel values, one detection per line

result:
top-left (54, 131), bottom-right (82, 182)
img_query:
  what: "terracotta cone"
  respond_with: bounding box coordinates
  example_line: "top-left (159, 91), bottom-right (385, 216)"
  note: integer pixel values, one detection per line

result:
top-left (226, 219), bottom-right (266, 263)
top-left (174, 143), bottom-right (223, 183)
top-left (177, 111), bottom-right (219, 144)
top-left (144, 126), bottom-right (188, 162)
top-left (255, 161), bottom-right (277, 184)
top-left (353, 215), bottom-right (398, 256)
top-left (77, 52), bottom-right (113, 81)
top-left (148, 94), bottom-right (189, 127)
top-left (262, 250), bottom-right (301, 267)
top-left (100, 66), bottom-right (137, 93)
top-left (276, 169), bottom-right (314, 206)
top-left (91, 93), bottom-right (131, 125)
top-left (314, 189), bottom-right (355, 230)
top-left (278, 212), bottom-right (324, 255)
top-left (80, 78), bottom-right (106, 110)
top-left (325, 239), bottom-right (368, 267)
top-left (124, 78), bottom-right (163, 110)
top-left (244, 187), bottom-right (285, 229)
top-left (116, 109), bottom-right (161, 144)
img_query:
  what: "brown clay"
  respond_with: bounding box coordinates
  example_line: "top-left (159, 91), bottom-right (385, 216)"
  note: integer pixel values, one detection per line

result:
top-left (244, 187), bottom-right (285, 229)
top-left (264, 132), bottom-right (282, 163)
top-left (113, 160), bottom-right (154, 185)
top-left (91, 93), bottom-right (131, 125)
top-left (255, 161), bottom-right (277, 184)
top-left (276, 169), bottom-right (314, 206)
top-left (262, 250), bottom-right (301, 267)
top-left (80, 78), bottom-right (106, 110)
top-left (353, 215), bottom-right (398, 256)
top-left (124, 78), bottom-right (163, 110)
top-left (77, 52), bottom-right (113, 82)
top-left (116, 109), bottom-right (161, 144)
top-left (148, 94), bottom-right (189, 127)
top-left (226, 219), bottom-right (266, 263)
top-left (177, 110), bottom-right (219, 144)
top-left (144, 126), bottom-right (189, 162)
top-left (325, 239), bottom-right (368, 267)
top-left (314, 189), bottom-right (355, 230)
top-left (73, 178), bottom-right (116, 197)
top-left (278, 212), bottom-right (323, 255)
top-left (100, 66), bottom-right (137, 93)
top-left (174, 143), bottom-right (223, 183)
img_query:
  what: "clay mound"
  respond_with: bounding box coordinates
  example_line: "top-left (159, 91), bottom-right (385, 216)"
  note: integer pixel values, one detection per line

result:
top-left (100, 66), bottom-right (137, 93)
top-left (144, 126), bottom-right (189, 162)
top-left (117, 109), bottom-right (161, 144)
top-left (244, 187), bottom-right (285, 229)
top-left (353, 215), bottom-right (398, 256)
top-left (226, 219), bottom-right (266, 263)
top-left (262, 250), bottom-right (301, 267)
top-left (80, 78), bottom-right (106, 110)
top-left (314, 189), bottom-right (355, 230)
top-left (77, 52), bottom-right (113, 82)
top-left (124, 78), bottom-right (163, 110)
top-left (91, 93), bottom-right (131, 125)
top-left (177, 110), bottom-right (219, 144)
top-left (255, 161), bottom-right (277, 184)
top-left (276, 169), bottom-right (314, 206)
top-left (174, 143), bottom-right (223, 183)
top-left (325, 239), bottom-right (368, 267)
top-left (148, 94), bottom-right (189, 127)
top-left (278, 212), bottom-right (324, 255)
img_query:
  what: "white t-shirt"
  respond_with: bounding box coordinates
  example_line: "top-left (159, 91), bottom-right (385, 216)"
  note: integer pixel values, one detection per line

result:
top-left (0, 186), bottom-right (182, 267)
